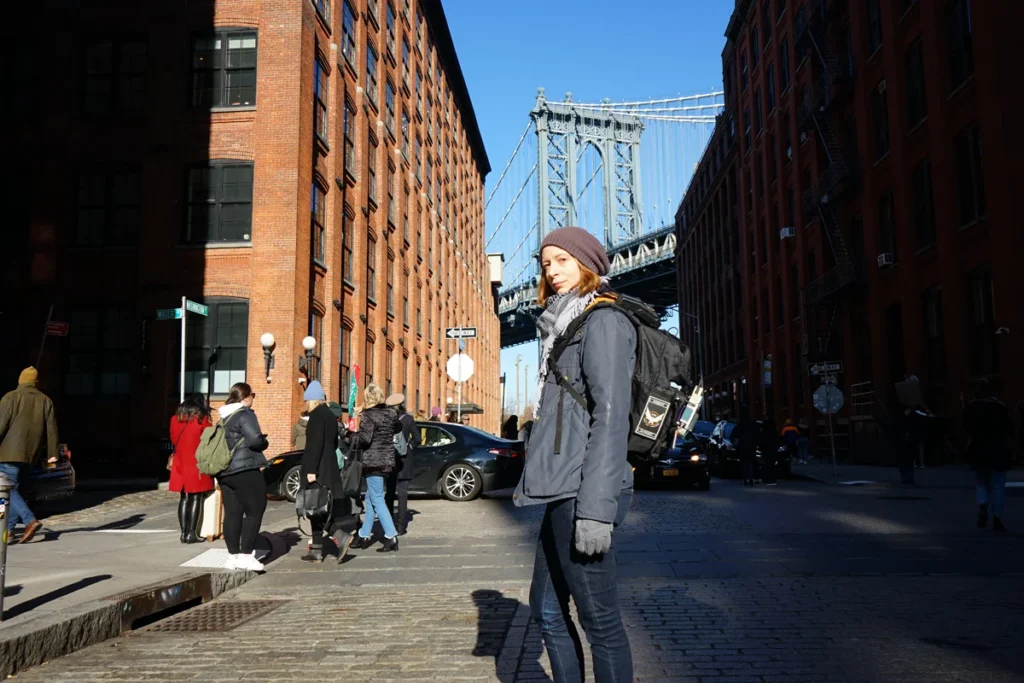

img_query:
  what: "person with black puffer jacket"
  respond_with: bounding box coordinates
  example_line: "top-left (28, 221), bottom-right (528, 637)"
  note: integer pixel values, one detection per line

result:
top-left (349, 383), bottom-right (401, 553)
top-left (217, 382), bottom-right (269, 572)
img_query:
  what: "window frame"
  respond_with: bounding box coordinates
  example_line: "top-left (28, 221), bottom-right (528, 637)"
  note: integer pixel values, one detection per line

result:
top-left (912, 158), bottom-right (936, 250)
top-left (341, 1), bottom-right (357, 69)
top-left (65, 306), bottom-right (135, 397)
top-left (313, 56), bottom-right (329, 143)
top-left (179, 298), bottom-right (250, 398)
top-left (366, 231), bottom-right (377, 302)
top-left (75, 168), bottom-right (142, 247)
top-left (184, 160), bottom-right (255, 244)
top-left (904, 40), bottom-right (927, 129)
top-left (82, 38), bottom-right (148, 117)
top-left (311, 182), bottom-right (327, 264)
top-left (954, 122), bottom-right (986, 226)
top-left (365, 41), bottom-right (378, 108)
top-left (190, 29), bottom-right (257, 109)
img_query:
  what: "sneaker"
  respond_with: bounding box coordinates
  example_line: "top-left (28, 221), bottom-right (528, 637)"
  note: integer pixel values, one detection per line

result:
top-left (237, 552), bottom-right (265, 572)
top-left (225, 553), bottom-right (241, 570)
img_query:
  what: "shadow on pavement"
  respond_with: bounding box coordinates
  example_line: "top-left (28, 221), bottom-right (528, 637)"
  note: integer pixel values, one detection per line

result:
top-left (34, 513), bottom-right (150, 542)
top-left (472, 589), bottom-right (551, 683)
top-left (1, 574), bottom-right (113, 621)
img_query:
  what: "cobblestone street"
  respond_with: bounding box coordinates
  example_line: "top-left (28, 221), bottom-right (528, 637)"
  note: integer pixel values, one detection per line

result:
top-left (14, 478), bottom-right (1024, 682)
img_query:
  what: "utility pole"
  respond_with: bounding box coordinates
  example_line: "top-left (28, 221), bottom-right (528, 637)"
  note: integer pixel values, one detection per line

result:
top-left (524, 364), bottom-right (530, 413)
top-left (515, 355), bottom-right (522, 416)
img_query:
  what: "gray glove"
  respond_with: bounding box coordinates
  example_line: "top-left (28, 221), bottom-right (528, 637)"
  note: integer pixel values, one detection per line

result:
top-left (574, 519), bottom-right (613, 556)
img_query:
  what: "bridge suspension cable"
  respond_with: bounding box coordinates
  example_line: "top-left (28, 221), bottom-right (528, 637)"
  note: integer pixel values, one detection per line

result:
top-left (484, 120), bottom-right (534, 210)
top-left (485, 161), bottom-right (537, 248)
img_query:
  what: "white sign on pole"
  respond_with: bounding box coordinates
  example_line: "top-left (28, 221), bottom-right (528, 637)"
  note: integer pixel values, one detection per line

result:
top-left (445, 327), bottom-right (477, 339)
top-left (813, 384), bottom-right (844, 415)
top-left (446, 354), bottom-right (475, 383)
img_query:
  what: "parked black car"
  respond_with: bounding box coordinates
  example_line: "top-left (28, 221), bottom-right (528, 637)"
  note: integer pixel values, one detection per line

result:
top-left (634, 432), bottom-right (710, 490)
top-left (706, 420), bottom-right (740, 475)
top-left (21, 444), bottom-right (76, 504)
top-left (690, 420), bottom-right (716, 448)
top-left (264, 422), bottom-right (524, 502)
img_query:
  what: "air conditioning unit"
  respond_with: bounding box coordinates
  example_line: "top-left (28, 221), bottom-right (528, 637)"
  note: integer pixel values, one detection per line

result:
top-left (878, 80), bottom-right (887, 94)
top-left (780, 227), bottom-right (796, 239)
top-left (877, 252), bottom-right (895, 268)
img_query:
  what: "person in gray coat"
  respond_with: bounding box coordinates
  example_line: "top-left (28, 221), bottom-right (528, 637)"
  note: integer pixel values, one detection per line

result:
top-left (513, 226), bottom-right (635, 682)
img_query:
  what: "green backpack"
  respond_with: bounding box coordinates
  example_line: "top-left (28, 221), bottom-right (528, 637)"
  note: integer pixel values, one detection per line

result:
top-left (196, 411), bottom-right (244, 476)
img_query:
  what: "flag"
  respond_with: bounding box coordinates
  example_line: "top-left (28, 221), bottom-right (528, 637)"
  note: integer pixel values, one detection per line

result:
top-left (347, 364), bottom-right (360, 431)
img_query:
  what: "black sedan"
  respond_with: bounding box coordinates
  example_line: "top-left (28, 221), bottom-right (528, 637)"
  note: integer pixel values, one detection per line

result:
top-left (264, 422), bottom-right (525, 503)
top-left (21, 444), bottom-right (76, 503)
top-left (634, 432), bottom-right (710, 490)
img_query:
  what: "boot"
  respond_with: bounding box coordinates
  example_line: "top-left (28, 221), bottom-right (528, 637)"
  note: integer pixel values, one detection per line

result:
top-left (351, 534), bottom-right (374, 550)
top-left (184, 493), bottom-right (204, 543)
top-left (993, 516), bottom-right (1006, 532)
top-left (977, 504), bottom-right (988, 529)
top-left (376, 536), bottom-right (399, 553)
top-left (178, 493), bottom-right (188, 543)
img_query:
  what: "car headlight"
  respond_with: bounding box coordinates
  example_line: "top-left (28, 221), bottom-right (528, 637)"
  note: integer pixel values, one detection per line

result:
top-left (690, 454), bottom-right (706, 462)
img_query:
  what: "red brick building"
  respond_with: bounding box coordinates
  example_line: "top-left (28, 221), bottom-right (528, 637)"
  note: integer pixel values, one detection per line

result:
top-left (679, 0), bottom-right (1022, 458)
top-left (1, 0), bottom-right (501, 476)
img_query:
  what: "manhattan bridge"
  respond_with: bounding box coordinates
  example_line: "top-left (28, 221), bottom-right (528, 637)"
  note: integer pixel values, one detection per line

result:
top-left (487, 88), bottom-right (724, 347)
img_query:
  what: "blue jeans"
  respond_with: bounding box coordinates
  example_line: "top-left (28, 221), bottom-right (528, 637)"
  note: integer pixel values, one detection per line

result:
top-left (529, 496), bottom-right (633, 683)
top-left (976, 470), bottom-right (1006, 517)
top-left (0, 462), bottom-right (36, 531)
top-left (359, 474), bottom-right (397, 539)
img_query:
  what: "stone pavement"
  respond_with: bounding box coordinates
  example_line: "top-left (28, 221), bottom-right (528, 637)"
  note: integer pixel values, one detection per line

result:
top-left (792, 461), bottom-right (1024, 490)
top-left (12, 479), bottom-right (1024, 682)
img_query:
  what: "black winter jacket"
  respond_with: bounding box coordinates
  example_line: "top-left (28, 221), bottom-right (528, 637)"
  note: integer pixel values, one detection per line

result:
top-left (222, 406), bottom-right (269, 476)
top-left (396, 411), bottom-right (420, 481)
top-left (301, 404), bottom-right (343, 496)
top-left (353, 405), bottom-right (400, 475)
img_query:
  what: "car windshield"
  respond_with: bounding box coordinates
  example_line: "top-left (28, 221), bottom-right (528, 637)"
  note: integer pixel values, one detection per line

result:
top-left (674, 433), bottom-right (697, 448)
top-left (693, 421), bottom-right (714, 437)
top-left (724, 423), bottom-right (736, 438)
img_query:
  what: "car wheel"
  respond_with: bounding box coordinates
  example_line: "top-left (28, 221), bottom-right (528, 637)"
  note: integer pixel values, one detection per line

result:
top-left (441, 464), bottom-right (482, 502)
top-left (280, 465), bottom-right (302, 502)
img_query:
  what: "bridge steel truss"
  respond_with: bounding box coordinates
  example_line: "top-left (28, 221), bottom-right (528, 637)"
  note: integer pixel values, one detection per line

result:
top-left (531, 89), bottom-right (645, 250)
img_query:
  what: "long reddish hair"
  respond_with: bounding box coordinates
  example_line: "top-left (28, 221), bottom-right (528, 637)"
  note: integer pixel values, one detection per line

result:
top-left (536, 260), bottom-right (602, 308)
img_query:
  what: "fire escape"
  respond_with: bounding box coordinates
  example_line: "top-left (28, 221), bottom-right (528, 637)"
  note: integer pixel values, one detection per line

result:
top-left (795, 0), bottom-right (859, 363)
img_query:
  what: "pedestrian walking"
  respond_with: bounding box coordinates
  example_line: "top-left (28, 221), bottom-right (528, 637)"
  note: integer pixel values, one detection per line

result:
top-left (349, 383), bottom-right (401, 552)
top-left (429, 407), bottom-right (442, 422)
top-left (217, 383), bottom-right (270, 571)
top-left (0, 367), bottom-right (55, 544)
top-left (782, 419), bottom-right (800, 464)
top-left (513, 226), bottom-right (634, 682)
top-left (291, 411), bottom-right (309, 451)
top-left (299, 382), bottom-right (353, 562)
top-left (502, 415), bottom-right (519, 440)
top-left (963, 380), bottom-right (1013, 532)
top-left (385, 393), bottom-right (419, 535)
top-left (734, 414), bottom-right (760, 486)
top-left (169, 394), bottom-right (215, 544)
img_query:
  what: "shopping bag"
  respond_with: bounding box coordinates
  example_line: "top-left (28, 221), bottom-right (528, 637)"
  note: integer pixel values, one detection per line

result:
top-left (199, 488), bottom-right (223, 541)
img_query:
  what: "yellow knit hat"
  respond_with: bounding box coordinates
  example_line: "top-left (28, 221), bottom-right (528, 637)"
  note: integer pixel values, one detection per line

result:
top-left (18, 367), bottom-right (38, 385)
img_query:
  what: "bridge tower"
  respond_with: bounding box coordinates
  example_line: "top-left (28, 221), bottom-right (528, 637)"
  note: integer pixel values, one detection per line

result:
top-left (531, 88), bottom-right (645, 250)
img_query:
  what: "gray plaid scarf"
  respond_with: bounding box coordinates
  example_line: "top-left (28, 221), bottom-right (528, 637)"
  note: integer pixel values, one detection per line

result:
top-left (535, 289), bottom-right (599, 413)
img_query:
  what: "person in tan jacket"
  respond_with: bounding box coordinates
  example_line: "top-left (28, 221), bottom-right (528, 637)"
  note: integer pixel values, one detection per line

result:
top-left (0, 367), bottom-right (58, 543)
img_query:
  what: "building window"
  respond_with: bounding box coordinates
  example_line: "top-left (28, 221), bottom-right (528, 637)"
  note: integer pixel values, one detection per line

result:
top-left (403, 295), bottom-right (409, 327)
top-left (365, 337), bottom-right (374, 386)
top-left (401, 109), bottom-right (410, 160)
top-left (762, 1), bottom-right (772, 47)
top-left (83, 40), bottom-right (147, 116)
top-left (403, 212), bottom-right (410, 243)
top-left (415, 136), bottom-right (422, 182)
top-left (775, 276), bottom-right (784, 327)
top-left (314, 56), bottom-right (328, 142)
top-left (921, 286), bottom-right (946, 381)
top-left (313, 0), bottom-right (331, 23)
top-left (416, 305), bottom-right (422, 336)
top-left (743, 107), bottom-right (751, 150)
top-left (790, 264), bottom-right (800, 318)
top-left (877, 189), bottom-right (896, 261)
top-left (751, 28), bottom-right (760, 68)
top-left (344, 98), bottom-right (356, 177)
top-left (754, 89), bottom-right (762, 133)
top-left (311, 183), bottom-right (326, 262)
top-left (366, 233), bottom-right (377, 301)
top-left (402, 39), bottom-right (410, 87)
top-left (191, 30), bottom-right (257, 108)
top-left (342, 211), bottom-right (354, 282)
top-left (365, 42), bottom-right (378, 107)
top-left (912, 158), bottom-right (936, 250)
top-left (367, 134), bottom-right (377, 204)
top-left (185, 161), bottom-right (254, 243)
top-left (768, 134), bottom-right (778, 184)
top-left (385, 346), bottom-right (393, 395)
top-left (967, 266), bottom-right (997, 376)
top-left (309, 311), bottom-right (323, 381)
top-left (367, 0), bottom-right (379, 26)
top-left (785, 184), bottom-right (794, 228)
top-left (867, 0), bottom-right (883, 54)
top-left (66, 307), bottom-right (134, 396)
top-left (76, 169), bottom-right (141, 246)
top-left (766, 64), bottom-right (775, 112)
top-left (954, 122), bottom-right (986, 225)
top-left (386, 2), bottom-right (396, 58)
top-left (387, 254), bottom-right (395, 315)
top-left (385, 79), bottom-right (395, 138)
top-left (740, 51), bottom-right (748, 91)
top-left (905, 41), bottom-right (926, 129)
top-left (340, 326), bottom-right (351, 391)
top-left (872, 81), bottom-right (890, 160)
top-left (415, 69), bottom-right (422, 116)
top-left (946, 0), bottom-right (974, 90)
top-left (341, 1), bottom-right (356, 68)
top-left (180, 299), bottom-right (249, 396)
top-left (387, 164), bottom-right (396, 225)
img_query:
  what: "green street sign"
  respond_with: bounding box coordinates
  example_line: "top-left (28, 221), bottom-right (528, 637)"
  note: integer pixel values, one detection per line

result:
top-left (156, 308), bottom-right (182, 320)
top-left (185, 300), bottom-right (209, 316)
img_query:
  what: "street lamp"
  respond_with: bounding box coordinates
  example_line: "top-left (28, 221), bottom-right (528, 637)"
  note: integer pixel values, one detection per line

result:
top-left (300, 335), bottom-right (317, 379)
top-left (260, 332), bottom-right (275, 383)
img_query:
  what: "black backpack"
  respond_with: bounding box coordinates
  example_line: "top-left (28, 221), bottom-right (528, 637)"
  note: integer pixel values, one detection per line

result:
top-left (547, 292), bottom-right (693, 464)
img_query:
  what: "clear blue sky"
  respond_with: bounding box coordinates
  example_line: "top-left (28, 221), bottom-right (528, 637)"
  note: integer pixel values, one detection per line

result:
top-left (443, 0), bottom-right (734, 413)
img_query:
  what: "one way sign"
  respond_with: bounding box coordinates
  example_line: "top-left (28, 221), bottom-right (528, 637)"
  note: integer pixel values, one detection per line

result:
top-left (445, 327), bottom-right (477, 339)
top-left (808, 361), bottom-right (843, 376)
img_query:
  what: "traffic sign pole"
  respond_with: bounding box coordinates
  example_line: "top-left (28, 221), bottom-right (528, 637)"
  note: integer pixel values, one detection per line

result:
top-left (180, 296), bottom-right (187, 404)
top-left (826, 369), bottom-right (837, 476)
top-left (457, 326), bottom-right (463, 423)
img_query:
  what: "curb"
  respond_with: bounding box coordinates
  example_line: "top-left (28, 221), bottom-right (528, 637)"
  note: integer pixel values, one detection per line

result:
top-left (0, 569), bottom-right (254, 678)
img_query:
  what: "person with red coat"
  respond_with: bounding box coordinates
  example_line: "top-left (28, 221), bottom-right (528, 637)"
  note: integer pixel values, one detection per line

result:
top-left (169, 394), bottom-right (215, 543)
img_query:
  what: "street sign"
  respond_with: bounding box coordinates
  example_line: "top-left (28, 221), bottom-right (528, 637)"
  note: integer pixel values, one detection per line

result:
top-left (813, 384), bottom-right (845, 415)
top-left (446, 353), bottom-right (475, 382)
top-left (445, 327), bottom-right (477, 339)
top-left (808, 361), bottom-right (843, 376)
top-left (45, 321), bottom-right (69, 337)
top-left (185, 300), bottom-right (209, 316)
top-left (156, 308), bottom-right (182, 320)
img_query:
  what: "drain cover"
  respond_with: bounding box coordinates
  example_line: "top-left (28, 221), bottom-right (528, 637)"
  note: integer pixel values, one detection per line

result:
top-left (148, 600), bottom-right (285, 632)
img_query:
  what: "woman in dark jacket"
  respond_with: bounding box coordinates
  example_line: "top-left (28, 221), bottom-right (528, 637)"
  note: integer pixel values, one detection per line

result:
top-left (217, 382), bottom-right (269, 572)
top-left (964, 380), bottom-right (1013, 532)
top-left (513, 226), bottom-right (634, 682)
top-left (349, 383), bottom-right (401, 552)
top-left (298, 381), bottom-right (351, 562)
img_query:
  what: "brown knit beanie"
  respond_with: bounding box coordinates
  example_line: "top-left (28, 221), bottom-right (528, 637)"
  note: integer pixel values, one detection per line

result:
top-left (539, 227), bottom-right (611, 276)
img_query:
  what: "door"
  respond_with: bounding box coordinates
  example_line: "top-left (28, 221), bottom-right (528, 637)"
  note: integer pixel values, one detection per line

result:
top-left (410, 424), bottom-right (457, 493)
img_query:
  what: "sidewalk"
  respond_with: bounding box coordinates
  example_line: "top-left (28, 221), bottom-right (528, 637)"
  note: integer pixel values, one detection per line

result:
top-left (792, 460), bottom-right (1024, 490)
top-left (0, 489), bottom-right (295, 678)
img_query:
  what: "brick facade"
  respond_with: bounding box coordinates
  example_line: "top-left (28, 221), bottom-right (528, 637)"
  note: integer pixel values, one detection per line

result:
top-left (2, 0), bottom-right (500, 476)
